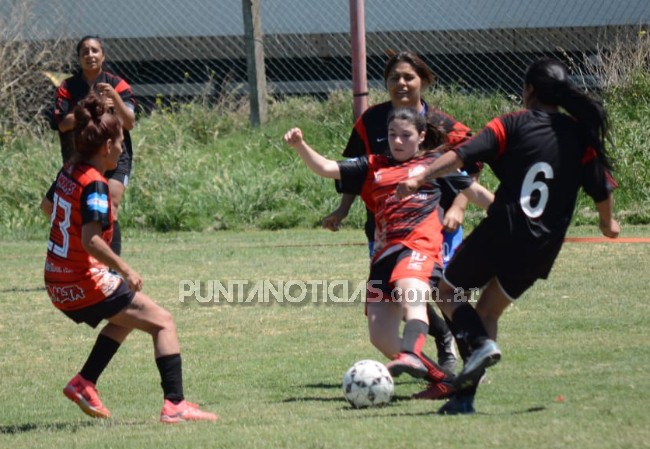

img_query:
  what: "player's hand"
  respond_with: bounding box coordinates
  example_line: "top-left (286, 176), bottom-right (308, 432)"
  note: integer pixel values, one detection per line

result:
top-left (283, 128), bottom-right (304, 149)
top-left (395, 177), bottom-right (423, 199)
top-left (96, 83), bottom-right (117, 108)
top-left (442, 204), bottom-right (464, 232)
top-left (322, 208), bottom-right (347, 232)
top-left (123, 268), bottom-right (143, 292)
top-left (599, 218), bottom-right (620, 238)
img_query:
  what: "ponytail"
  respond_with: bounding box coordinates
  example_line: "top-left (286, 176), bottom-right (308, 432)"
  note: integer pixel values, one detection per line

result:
top-left (525, 58), bottom-right (612, 170)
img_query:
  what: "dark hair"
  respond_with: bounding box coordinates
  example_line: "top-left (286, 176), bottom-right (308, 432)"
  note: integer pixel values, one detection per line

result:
top-left (383, 51), bottom-right (435, 88)
top-left (524, 58), bottom-right (612, 169)
top-left (387, 107), bottom-right (447, 153)
top-left (76, 35), bottom-right (104, 57)
top-left (72, 92), bottom-right (122, 163)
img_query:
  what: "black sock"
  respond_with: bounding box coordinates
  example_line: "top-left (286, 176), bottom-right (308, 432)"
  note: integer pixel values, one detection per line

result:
top-left (111, 220), bottom-right (122, 256)
top-left (427, 302), bottom-right (450, 340)
top-left (443, 315), bottom-right (471, 362)
top-left (451, 304), bottom-right (489, 351)
top-left (155, 354), bottom-right (185, 404)
top-left (401, 319), bottom-right (429, 354)
top-left (79, 334), bottom-right (121, 384)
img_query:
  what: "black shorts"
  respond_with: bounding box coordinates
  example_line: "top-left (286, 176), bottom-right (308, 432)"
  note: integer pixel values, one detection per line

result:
top-left (62, 281), bottom-right (135, 328)
top-left (104, 150), bottom-right (132, 186)
top-left (443, 214), bottom-right (564, 300)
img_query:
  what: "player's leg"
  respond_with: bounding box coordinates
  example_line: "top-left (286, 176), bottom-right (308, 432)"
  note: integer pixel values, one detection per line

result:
top-left (367, 301), bottom-right (402, 359)
top-left (475, 278), bottom-right (513, 341)
top-left (386, 278), bottom-right (451, 382)
top-left (62, 284), bottom-right (134, 419)
top-left (107, 292), bottom-right (217, 423)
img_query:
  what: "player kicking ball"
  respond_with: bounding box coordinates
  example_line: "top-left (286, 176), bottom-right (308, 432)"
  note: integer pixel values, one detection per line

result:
top-left (284, 108), bottom-right (493, 396)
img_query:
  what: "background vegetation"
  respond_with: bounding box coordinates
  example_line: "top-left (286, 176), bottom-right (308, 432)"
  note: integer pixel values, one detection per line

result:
top-left (1, 31), bottom-right (649, 238)
top-left (2, 72), bottom-right (649, 239)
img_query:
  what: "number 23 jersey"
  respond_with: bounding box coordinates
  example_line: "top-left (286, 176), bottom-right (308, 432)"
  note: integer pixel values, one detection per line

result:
top-left (44, 164), bottom-right (119, 311)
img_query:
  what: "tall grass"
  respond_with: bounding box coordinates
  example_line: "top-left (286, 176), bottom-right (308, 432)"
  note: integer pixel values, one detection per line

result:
top-left (2, 70), bottom-right (649, 238)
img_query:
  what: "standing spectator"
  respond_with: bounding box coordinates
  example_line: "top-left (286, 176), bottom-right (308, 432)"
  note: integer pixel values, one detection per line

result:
top-left (53, 35), bottom-right (135, 256)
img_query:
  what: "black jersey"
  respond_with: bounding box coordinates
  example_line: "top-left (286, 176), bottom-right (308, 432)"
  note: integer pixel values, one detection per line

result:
top-left (342, 101), bottom-right (473, 159)
top-left (54, 70), bottom-right (135, 162)
top-left (456, 109), bottom-right (616, 241)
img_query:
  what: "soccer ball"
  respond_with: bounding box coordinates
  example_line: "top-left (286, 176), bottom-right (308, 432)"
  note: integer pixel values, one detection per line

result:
top-left (342, 359), bottom-right (394, 408)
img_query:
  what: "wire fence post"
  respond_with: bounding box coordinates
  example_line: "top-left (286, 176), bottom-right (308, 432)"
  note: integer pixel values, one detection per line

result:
top-left (349, 0), bottom-right (368, 120)
top-left (242, 0), bottom-right (268, 126)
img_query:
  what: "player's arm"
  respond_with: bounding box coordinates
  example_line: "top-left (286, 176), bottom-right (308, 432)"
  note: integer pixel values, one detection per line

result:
top-left (40, 181), bottom-right (56, 216)
top-left (396, 151), bottom-right (463, 199)
top-left (460, 181), bottom-right (494, 211)
top-left (322, 194), bottom-right (356, 231)
top-left (96, 82), bottom-right (136, 130)
top-left (284, 128), bottom-right (341, 179)
top-left (81, 222), bottom-right (142, 291)
top-left (595, 194), bottom-right (619, 238)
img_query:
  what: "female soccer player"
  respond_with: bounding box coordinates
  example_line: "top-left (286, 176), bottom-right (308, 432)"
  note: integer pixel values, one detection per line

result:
top-left (42, 93), bottom-right (217, 423)
top-left (53, 35), bottom-right (136, 256)
top-left (322, 51), bottom-right (479, 374)
top-left (284, 108), bottom-right (493, 393)
top-left (396, 57), bottom-right (620, 414)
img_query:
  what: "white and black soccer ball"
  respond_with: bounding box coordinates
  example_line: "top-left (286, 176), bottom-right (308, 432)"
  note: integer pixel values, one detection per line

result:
top-left (342, 359), bottom-right (394, 408)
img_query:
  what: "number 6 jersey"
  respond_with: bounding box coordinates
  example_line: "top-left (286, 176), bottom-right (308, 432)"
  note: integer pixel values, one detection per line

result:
top-left (44, 164), bottom-right (120, 311)
top-left (456, 109), bottom-right (617, 240)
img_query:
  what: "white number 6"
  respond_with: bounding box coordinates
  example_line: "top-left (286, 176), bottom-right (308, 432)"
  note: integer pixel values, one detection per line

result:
top-left (520, 162), bottom-right (554, 218)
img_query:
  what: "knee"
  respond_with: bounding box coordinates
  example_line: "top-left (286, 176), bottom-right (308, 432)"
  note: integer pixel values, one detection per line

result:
top-left (158, 307), bottom-right (176, 330)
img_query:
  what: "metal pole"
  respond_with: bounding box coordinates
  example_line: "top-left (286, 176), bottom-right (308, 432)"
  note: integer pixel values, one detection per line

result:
top-left (349, 0), bottom-right (368, 119)
top-left (242, 0), bottom-right (268, 126)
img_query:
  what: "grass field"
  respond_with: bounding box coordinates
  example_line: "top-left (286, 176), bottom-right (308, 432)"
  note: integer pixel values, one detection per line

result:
top-left (1, 228), bottom-right (650, 449)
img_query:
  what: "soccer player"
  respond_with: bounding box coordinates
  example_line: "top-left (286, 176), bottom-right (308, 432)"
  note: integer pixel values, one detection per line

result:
top-left (321, 51), bottom-right (479, 375)
top-left (284, 107), bottom-right (493, 395)
top-left (42, 92), bottom-right (217, 423)
top-left (53, 35), bottom-right (136, 256)
top-left (396, 57), bottom-right (620, 414)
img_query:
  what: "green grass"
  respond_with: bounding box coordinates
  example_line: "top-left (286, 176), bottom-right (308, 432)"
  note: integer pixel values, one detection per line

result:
top-left (1, 228), bottom-right (649, 448)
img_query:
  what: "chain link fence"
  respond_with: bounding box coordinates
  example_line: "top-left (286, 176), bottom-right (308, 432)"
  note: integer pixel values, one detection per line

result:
top-left (1, 0), bottom-right (649, 120)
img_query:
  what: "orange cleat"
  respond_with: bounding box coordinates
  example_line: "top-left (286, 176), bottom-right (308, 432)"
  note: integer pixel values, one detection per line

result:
top-left (160, 399), bottom-right (218, 423)
top-left (63, 373), bottom-right (111, 419)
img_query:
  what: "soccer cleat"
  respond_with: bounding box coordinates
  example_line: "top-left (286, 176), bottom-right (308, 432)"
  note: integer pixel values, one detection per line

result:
top-left (437, 393), bottom-right (476, 415)
top-left (412, 380), bottom-right (456, 400)
top-left (454, 339), bottom-right (501, 390)
top-left (436, 331), bottom-right (458, 373)
top-left (160, 400), bottom-right (218, 423)
top-left (385, 352), bottom-right (429, 379)
top-left (63, 373), bottom-right (111, 419)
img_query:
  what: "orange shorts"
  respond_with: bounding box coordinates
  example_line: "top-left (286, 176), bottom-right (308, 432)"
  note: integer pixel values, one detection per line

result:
top-left (366, 247), bottom-right (442, 304)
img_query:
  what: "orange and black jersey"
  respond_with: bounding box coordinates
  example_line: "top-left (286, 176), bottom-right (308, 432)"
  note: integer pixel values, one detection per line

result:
top-left (54, 70), bottom-right (135, 160)
top-left (336, 152), bottom-right (473, 264)
top-left (44, 164), bottom-right (120, 311)
top-left (342, 100), bottom-right (473, 160)
top-left (456, 109), bottom-right (617, 240)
